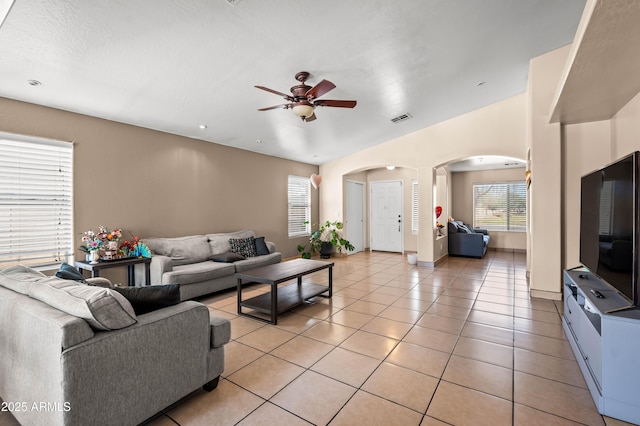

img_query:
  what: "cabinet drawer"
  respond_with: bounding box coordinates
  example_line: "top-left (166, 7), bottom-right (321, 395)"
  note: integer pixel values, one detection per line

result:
top-left (565, 295), bottom-right (581, 337)
top-left (577, 315), bottom-right (602, 388)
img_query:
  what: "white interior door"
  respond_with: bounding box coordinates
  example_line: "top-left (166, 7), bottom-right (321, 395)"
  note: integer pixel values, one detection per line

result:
top-left (370, 180), bottom-right (403, 253)
top-left (345, 180), bottom-right (365, 254)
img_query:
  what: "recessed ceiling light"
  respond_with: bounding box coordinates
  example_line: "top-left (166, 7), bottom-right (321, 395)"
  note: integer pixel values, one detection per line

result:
top-left (386, 166), bottom-right (396, 170)
top-left (198, 124), bottom-right (207, 129)
top-left (27, 79), bottom-right (41, 86)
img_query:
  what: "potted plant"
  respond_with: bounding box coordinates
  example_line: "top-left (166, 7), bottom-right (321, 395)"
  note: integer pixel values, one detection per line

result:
top-left (297, 220), bottom-right (355, 259)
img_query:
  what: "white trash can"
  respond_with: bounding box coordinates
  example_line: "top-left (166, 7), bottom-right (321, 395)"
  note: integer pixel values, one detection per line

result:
top-left (407, 254), bottom-right (417, 265)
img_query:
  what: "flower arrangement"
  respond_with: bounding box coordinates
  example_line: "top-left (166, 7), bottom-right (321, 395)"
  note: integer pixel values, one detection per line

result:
top-left (81, 230), bottom-right (103, 252)
top-left (97, 225), bottom-right (122, 243)
top-left (79, 227), bottom-right (150, 260)
top-left (120, 236), bottom-right (151, 258)
top-left (80, 226), bottom-right (122, 256)
top-left (120, 236), bottom-right (140, 255)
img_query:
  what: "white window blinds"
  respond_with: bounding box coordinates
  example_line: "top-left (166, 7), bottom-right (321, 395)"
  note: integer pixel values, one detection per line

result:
top-left (473, 182), bottom-right (526, 231)
top-left (411, 180), bottom-right (418, 234)
top-left (0, 133), bottom-right (74, 267)
top-left (288, 175), bottom-right (311, 237)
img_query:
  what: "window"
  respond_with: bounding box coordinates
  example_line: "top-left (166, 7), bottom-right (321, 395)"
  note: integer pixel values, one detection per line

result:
top-left (473, 182), bottom-right (526, 231)
top-left (288, 175), bottom-right (310, 237)
top-left (0, 133), bottom-right (73, 267)
top-left (411, 179), bottom-right (418, 234)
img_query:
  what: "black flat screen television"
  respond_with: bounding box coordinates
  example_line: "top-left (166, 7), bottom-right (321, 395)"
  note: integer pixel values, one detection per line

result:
top-left (580, 152), bottom-right (639, 307)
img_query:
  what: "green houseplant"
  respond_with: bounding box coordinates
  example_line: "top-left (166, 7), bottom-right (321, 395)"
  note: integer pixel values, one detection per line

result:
top-left (297, 220), bottom-right (355, 259)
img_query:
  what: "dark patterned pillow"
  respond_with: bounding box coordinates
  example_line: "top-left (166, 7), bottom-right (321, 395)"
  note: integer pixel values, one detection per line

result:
top-left (229, 237), bottom-right (257, 258)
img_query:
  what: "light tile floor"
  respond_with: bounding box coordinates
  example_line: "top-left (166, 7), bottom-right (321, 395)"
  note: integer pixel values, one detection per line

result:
top-left (1, 251), bottom-right (634, 425)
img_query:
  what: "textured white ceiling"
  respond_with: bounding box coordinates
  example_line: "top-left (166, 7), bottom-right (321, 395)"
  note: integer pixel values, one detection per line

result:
top-left (0, 0), bottom-right (585, 165)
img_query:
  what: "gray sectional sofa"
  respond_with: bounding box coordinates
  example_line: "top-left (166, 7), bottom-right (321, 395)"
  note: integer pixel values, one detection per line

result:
top-left (0, 265), bottom-right (231, 426)
top-left (447, 220), bottom-right (491, 258)
top-left (140, 230), bottom-right (282, 300)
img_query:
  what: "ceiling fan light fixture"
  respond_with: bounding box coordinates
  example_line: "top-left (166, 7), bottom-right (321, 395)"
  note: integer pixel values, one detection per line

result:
top-left (292, 103), bottom-right (314, 119)
top-left (256, 72), bottom-right (356, 122)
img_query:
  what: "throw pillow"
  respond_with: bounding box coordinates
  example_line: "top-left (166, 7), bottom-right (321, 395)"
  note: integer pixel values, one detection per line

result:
top-left (208, 252), bottom-right (246, 263)
top-left (254, 236), bottom-right (270, 256)
top-left (229, 237), bottom-right (257, 258)
top-left (29, 280), bottom-right (136, 330)
top-left (112, 284), bottom-right (181, 315)
top-left (458, 224), bottom-right (472, 233)
top-left (55, 263), bottom-right (87, 283)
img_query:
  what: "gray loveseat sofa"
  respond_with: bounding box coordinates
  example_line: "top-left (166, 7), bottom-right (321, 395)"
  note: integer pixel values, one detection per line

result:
top-left (0, 265), bottom-right (230, 426)
top-left (141, 230), bottom-right (282, 301)
top-left (447, 220), bottom-right (491, 258)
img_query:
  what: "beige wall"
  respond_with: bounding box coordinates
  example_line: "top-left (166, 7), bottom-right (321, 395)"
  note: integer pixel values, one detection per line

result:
top-left (0, 97), bottom-right (319, 271)
top-left (450, 167), bottom-right (527, 251)
top-left (320, 94), bottom-right (527, 265)
top-left (561, 91), bottom-right (640, 271)
top-left (526, 45), bottom-right (570, 298)
top-left (562, 120), bottom-right (612, 269)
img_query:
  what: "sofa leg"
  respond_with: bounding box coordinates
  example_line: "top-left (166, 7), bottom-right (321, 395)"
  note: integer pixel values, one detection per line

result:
top-left (203, 376), bottom-right (220, 392)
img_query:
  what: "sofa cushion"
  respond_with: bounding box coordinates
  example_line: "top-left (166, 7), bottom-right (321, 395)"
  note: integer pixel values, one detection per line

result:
top-left (447, 222), bottom-right (459, 234)
top-left (207, 230), bottom-right (255, 255)
top-left (29, 279), bottom-right (137, 330)
top-left (145, 235), bottom-right (210, 266)
top-left (112, 284), bottom-right (181, 315)
top-left (162, 261), bottom-right (235, 285)
top-left (230, 237), bottom-right (257, 258)
top-left (0, 265), bottom-right (48, 295)
top-left (209, 252), bottom-right (246, 263)
top-left (234, 252), bottom-right (282, 273)
top-left (254, 236), bottom-right (270, 256)
top-left (56, 263), bottom-right (87, 283)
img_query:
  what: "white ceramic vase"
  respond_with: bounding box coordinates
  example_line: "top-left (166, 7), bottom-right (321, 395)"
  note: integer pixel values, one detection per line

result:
top-left (89, 250), bottom-right (100, 264)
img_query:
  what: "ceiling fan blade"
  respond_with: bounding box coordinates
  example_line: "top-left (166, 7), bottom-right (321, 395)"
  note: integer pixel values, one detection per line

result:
top-left (314, 99), bottom-right (357, 108)
top-left (258, 104), bottom-right (290, 111)
top-left (255, 86), bottom-right (294, 101)
top-left (305, 79), bottom-right (336, 100)
top-left (304, 112), bottom-right (317, 122)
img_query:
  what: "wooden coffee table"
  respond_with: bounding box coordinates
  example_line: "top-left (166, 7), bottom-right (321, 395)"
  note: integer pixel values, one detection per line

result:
top-left (236, 259), bottom-right (333, 324)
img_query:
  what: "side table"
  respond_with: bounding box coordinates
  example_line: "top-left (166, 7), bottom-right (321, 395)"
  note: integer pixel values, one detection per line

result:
top-left (75, 257), bottom-right (151, 286)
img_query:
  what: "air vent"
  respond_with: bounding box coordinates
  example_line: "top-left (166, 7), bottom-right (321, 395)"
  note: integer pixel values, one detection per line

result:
top-left (504, 162), bottom-right (521, 166)
top-left (391, 113), bottom-right (412, 123)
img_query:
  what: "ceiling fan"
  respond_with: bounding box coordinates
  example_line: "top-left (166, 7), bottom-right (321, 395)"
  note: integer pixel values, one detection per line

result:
top-left (255, 71), bottom-right (357, 122)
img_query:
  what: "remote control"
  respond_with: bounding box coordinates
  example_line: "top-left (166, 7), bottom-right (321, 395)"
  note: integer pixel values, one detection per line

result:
top-left (590, 289), bottom-right (605, 298)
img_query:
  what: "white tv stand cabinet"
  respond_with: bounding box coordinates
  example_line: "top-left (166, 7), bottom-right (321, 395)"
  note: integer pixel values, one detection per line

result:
top-left (562, 270), bottom-right (640, 424)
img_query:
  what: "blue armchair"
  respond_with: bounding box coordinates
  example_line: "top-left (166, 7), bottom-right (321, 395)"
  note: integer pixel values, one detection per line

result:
top-left (448, 221), bottom-right (490, 258)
